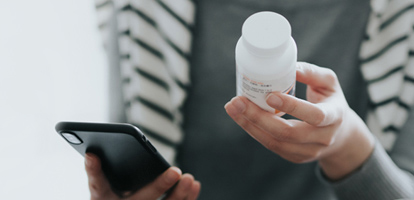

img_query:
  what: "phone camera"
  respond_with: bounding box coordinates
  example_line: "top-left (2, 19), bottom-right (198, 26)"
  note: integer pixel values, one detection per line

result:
top-left (61, 132), bottom-right (83, 144)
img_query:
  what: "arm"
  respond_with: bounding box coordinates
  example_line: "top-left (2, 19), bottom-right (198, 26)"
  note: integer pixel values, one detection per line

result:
top-left (320, 106), bottom-right (414, 199)
top-left (317, 140), bottom-right (414, 199)
top-left (225, 62), bottom-right (414, 199)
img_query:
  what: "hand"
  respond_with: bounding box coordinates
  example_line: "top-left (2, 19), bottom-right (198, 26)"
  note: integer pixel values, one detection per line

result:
top-left (85, 153), bottom-right (201, 200)
top-left (225, 62), bottom-right (375, 180)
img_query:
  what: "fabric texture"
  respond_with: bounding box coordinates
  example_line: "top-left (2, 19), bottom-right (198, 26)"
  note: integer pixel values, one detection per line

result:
top-left (360, 0), bottom-right (414, 150)
top-left (95, 0), bottom-right (196, 163)
top-left (178, 0), bottom-right (370, 199)
top-left (96, 0), bottom-right (414, 159)
top-left (316, 141), bottom-right (414, 199)
top-left (94, 0), bottom-right (414, 199)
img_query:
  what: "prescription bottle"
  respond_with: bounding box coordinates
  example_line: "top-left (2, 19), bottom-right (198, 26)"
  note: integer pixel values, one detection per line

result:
top-left (235, 11), bottom-right (297, 115)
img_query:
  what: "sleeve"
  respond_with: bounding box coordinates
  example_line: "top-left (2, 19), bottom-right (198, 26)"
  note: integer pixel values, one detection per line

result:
top-left (94, 0), bottom-right (180, 165)
top-left (316, 108), bottom-right (414, 200)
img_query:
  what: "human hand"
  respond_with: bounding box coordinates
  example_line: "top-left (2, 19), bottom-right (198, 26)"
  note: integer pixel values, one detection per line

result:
top-left (85, 153), bottom-right (201, 200)
top-left (225, 62), bottom-right (375, 180)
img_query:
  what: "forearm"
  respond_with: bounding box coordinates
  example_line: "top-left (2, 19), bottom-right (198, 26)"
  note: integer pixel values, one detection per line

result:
top-left (318, 110), bottom-right (375, 180)
top-left (317, 141), bottom-right (414, 200)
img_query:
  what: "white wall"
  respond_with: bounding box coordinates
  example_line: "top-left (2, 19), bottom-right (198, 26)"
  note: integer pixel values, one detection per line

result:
top-left (0, 0), bottom-right (108, 199)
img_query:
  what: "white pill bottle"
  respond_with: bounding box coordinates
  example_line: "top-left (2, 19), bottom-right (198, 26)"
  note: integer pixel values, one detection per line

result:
top-left (236, 11), bottom-right (297, 115)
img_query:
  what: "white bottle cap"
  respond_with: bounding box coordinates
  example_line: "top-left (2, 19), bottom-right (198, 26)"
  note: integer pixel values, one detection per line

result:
top-left (242, 11), bottom-right (291, 57)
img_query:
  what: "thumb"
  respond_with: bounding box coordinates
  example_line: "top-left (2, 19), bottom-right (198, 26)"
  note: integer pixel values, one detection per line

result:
top-left (296, 62), bottom-right (339, 91)
top-left (131, 167), bottom-right (182, 199)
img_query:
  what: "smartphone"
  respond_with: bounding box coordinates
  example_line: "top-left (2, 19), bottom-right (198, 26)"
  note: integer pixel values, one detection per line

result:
top-left (55, 121), bottom-right (170, 197)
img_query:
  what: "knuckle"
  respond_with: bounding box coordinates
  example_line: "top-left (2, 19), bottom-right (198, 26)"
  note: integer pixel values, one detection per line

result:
top-left (277, 124), bottom-right (295, 141)
top-left (313, 108), bottom-right (326, 126)
top-left (90, 184), bottom-right (99, 193)
top-left (247, 111), bottom-right (261, 124)
top-left (307, 63), bottom-right (317, 74)
top-left (284, 99), bottom-right (298, 115)
top-left (336, 108), bottom-right (344, 124)
top-left (264, 139), bottom-right (280, 152)
top-left (89, 184), bottom-right (105, 199)
top-left (321, 136), bottom-right (335, 146)
top-left (155, 183), bottom-right (169, 195)
top-left (238, 117), bottom-right (252, 131)
top-left (280, 122), bottom-right (293, 133)
top-left (306, 149), bottom-right (321, 159)
top-left (319, 139), bottom-right (330, 147)
top-left (155, 178), bottom-right (174, 195)
top-left (163, 177), bottom-right (177, 190)
top-left (244, 103), bottom-right (265, 124)
top-left (279, 133), bottom-right (293, 142)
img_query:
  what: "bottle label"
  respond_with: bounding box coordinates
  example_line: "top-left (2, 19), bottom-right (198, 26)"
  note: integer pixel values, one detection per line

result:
top-left (237, 70), bottom-right (295, 115)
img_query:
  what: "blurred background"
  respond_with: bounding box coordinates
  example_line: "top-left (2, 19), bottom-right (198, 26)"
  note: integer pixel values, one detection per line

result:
top-left (0, 0), bottom-right (108, 199)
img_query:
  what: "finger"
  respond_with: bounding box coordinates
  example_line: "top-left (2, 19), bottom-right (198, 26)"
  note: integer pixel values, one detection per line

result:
top-left (266, 92), bottom-right (328, 126)
top-left (225, 96), bottom-right (277, 141)
top-left (296, 62), bottom-right (339, 92)
top-left (84, 153), bottom-right (115, 200)
top-left (186, 181), bottom-right (201, 200)
top-left (269, 92), bottom-right (343, 127)
top-left (165, 174), bottom-right (196, 200)
top-left (133, 167), bottom-right (181, 199)
top-left (226, 96), bottom-right (324, 144)
top-left (225, 98), bottom-right (303, 150)
top-left (225, 102), bottom-right (328, 160)
top-left (274, 141), bottom-right (326, 163)
top-left (225, 96), bottom-right (289, 134)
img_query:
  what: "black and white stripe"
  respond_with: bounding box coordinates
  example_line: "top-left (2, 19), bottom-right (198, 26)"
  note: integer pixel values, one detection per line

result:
top-left (94, 0), bottom-right (414, 159)
top-left (95, 0), bottom-right (114, 49)
top-left (361, 0), bottom-right (414, 150)
top-left (95, 0), bottom-right (195, 163)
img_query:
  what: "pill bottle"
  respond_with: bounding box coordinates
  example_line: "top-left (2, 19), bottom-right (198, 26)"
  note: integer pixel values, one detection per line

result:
top-left (235, 11), bottom-right (297, 115)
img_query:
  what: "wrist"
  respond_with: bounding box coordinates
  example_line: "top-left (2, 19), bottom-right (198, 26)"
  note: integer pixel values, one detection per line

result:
top-left (318, 110), bottom-right (375, 180)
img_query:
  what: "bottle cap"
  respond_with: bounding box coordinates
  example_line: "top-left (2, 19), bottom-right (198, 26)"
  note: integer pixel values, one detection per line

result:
top-left (242, 11), bottom-right (291, 57)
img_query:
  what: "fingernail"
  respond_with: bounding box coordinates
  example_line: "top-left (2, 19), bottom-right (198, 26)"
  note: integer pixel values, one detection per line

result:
top-left (266, 94), bottom-right (282, 108)
top-left (232, 97), bottom-right (246, 113)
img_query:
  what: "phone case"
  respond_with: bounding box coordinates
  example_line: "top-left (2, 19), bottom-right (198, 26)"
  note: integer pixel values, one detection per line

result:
top-left (55, 121), bottom-right (170, 198)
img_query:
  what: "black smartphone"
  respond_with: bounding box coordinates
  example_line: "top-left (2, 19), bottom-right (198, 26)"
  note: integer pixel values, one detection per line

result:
top-left (55, 121), bottom-right (170, 197)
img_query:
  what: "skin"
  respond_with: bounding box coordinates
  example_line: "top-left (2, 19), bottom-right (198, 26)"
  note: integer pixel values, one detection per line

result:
top-left (84, 153), bottom-right (201, 200)
top-left (225, 62), bottom-right (375, 180)
top-left (84, 61), bottom-right (373, 199)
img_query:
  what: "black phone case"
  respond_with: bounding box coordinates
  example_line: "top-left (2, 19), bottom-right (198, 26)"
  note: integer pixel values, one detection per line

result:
top-left (55, 121), bottom-right (170, 198)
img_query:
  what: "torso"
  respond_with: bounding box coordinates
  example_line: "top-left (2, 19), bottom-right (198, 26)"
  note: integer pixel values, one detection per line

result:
top-left (179, 0), bottom-right (371, 199)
